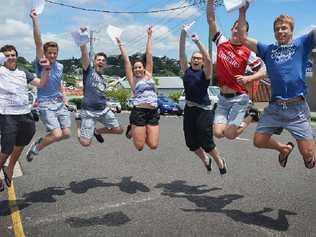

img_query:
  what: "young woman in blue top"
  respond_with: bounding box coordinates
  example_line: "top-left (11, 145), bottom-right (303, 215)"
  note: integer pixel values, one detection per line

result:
top-left (238, 3), bottom-right (316, 169)
top-left (179, 26), bottom-right (226, 175)
top-left (116, 27), bottom-right (160, 151)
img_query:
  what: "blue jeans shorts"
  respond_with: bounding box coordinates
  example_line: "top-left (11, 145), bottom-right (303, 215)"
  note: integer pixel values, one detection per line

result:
top-left (214, 94), bottom-right (250, 127)
top-left (256, 101), bottom-right (314, 140)
top-left (80, 108), bottom-right (120, 140)
top-left (39, 97), bottom-right (71, 132)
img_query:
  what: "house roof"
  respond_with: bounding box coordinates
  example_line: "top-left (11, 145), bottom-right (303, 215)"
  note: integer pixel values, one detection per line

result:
top-left (119, 76), bottom-right (183, 89)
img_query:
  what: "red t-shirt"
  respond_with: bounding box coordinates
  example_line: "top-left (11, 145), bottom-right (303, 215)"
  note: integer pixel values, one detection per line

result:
top-left (214, 32), bottom-right (261, 93)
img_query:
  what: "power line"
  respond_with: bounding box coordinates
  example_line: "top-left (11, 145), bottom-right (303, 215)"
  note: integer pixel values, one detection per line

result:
top-left (45, 0), bottom-right (197, 14)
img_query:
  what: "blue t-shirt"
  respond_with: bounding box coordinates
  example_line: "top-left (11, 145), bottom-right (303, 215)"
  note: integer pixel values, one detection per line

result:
top-left (82, 66), bottom-right (107, 111)
top-left (183, 67), bottom-right (211, 106)
top-left (257, 31), bottom-right (315, 100)
top-left (36, 60), bottom-right (63, 101)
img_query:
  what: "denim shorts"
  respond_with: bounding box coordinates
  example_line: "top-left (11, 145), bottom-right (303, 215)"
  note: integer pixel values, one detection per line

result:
top-left (214, 94), bottom-right (250, 127)
top-left (256, 101), bottom-right (314, 140)
top-left (80, 108), bottom-right (120, 140)
top-left (39, 97), bottom-right (71, 132)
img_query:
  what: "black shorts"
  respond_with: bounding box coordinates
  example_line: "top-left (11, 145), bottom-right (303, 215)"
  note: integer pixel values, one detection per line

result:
top-left (0, 113), bottom-right (36, 155)
top-left (129, 107), bottom-right (160, 126)
top-left (183, 106), bottom-right (215, 153)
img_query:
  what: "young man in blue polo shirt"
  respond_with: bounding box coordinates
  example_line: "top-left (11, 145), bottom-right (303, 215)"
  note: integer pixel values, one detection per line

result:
top-left (26, 10), bottom-right (72, 161)
top-left (238, 3), bottom-right (316, 169)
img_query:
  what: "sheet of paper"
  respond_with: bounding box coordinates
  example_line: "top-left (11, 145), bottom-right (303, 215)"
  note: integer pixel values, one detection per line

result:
top-left (0, 53), bottom-right (6, 65)
top-left (106, 25), bottom-right (123, 44)
top-left (71, 29), bottom-right (90, 47)
top-left (223, 0), bottom-right (245, 12)
top-left (183, 20), bottom-right (196, 33)
top-left (32, 0), bottom-right (45, 15)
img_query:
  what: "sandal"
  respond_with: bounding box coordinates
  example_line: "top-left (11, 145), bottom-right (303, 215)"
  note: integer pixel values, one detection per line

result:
top-left (3, 169), bottom-right (12, 187)
top-left (278, 142), bottom-right (294, 168)
top-left (304, 157), bottom-right (316, 169)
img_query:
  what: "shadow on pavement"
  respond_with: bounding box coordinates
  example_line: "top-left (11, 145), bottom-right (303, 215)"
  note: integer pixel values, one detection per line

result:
top-left (155, 180), bottom-right (297, 232)
top-left (65, 211), bottom-right (131, 228)
top-left (0, 177), bottom-right (150, 216)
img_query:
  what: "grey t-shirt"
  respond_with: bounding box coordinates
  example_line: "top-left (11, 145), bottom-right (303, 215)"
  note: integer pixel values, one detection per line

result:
top-left (0, 65), bottom-right (34, 114)
top-left (82, 66), bottom-right (107, 111)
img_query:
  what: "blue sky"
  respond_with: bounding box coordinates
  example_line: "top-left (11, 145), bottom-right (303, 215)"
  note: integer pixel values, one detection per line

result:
top-left (0, 0), bottom-right (314, 61)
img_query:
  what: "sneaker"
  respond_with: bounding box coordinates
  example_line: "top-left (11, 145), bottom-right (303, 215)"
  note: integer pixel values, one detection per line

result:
top-left (246, 106), bottom-right (260, 122)
top-left (94, 130), bottom-right (104, 143)
top-left (219, 158), bottom-right (227, 175)
top-left (26, 137), bottom-right (42, 162)
top-left (205, 157), bottom-right (212, 172)
top-left (125, 124), bottom-right (132, 139)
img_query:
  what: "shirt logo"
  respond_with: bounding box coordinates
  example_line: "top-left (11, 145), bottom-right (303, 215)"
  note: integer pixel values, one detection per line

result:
top-left (271, 44), bottom-right (296, 64)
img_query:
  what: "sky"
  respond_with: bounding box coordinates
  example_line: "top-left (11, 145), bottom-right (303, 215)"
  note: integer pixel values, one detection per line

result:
top-left (0, 0), bottom-right (315, 61)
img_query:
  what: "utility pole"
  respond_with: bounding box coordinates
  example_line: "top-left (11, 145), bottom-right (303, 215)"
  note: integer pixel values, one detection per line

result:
top-left (89, 30), bottom-right (95, 66)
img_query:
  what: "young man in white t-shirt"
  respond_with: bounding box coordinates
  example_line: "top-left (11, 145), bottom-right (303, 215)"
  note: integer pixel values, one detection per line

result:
top-left (0, 45), bottom-right (50, 191)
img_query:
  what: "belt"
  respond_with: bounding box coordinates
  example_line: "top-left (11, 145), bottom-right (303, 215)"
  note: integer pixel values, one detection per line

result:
top-left (271, 96), bottom-right (305, 106)
top-left (220, 92), bottom-right (243, 98)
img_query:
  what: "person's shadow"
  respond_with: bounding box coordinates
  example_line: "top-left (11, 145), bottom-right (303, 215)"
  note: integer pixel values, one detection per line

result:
top-left (155, 180), bottom-right (220, 195)
top-left (65, 211), bottom-right (131, 228)
top-left (69, 178), bottom-right (115, 194)
top-left (155, 180), bottom-right (296, 231)
top-left (116, 176), bottom-right (150, 194)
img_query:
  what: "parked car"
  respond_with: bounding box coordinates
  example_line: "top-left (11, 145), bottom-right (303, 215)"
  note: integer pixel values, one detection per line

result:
top-left (178, 86), bottom-right (220, 110)
top-left (106, 98), bottom-right (122, 113)
top-left (157, 95), bottom-right (182, 116)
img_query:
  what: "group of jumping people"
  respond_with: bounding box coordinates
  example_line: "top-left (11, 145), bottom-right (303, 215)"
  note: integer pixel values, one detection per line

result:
top-left (0, 0), bottom-right (315, 192)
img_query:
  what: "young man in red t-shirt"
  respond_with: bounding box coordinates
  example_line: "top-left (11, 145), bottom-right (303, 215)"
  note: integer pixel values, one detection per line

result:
top-left (207, 0), bottom-right (266, 141)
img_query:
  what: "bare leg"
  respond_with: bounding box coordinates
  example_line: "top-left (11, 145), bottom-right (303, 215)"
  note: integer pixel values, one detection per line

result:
top-left (193, 147), bottom-right (209, 166)
top-left (253, 132), bottom-right (294, 158)
top-left (6, 146), bottom-right (24, 183)
top-left (297, 139), bottom-right (316, 169)
top-left (132, 125), bottom-right (146, 151)
top-left (208, 147), bottom-right (225, 169)
top-left (145, 125), bottom-right (160, 149)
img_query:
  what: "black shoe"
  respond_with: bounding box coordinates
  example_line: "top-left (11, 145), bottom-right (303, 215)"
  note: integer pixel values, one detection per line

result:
top-left (219, 159), bottom-right (227, 175)
top-left (94, 130), bottom-right (104, 143)
top-left (205, 158), bottom-right (212, 172)
top-left (125, 124), bottom-right (132, 139)
top-left (26, 137), bottom-right (42, 162)
top-left (246, 107), bottom-right (260, 122)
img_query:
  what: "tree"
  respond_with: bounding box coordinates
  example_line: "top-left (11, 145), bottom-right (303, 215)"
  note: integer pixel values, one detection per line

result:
top-left (63, 74), bottom-right (77, 87)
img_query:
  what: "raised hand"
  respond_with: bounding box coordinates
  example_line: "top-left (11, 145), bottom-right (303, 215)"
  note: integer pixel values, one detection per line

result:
top-left (182, 21), bottom-right (195, 33)
top-left (147, 26), bottom-right (153, 37)
top-left (80, 27), bottom-right (88, 33)
top-left (39, 57), bottom-right (51, 70)
top-left (30, 9), bottom-right (38, 19)
top-left (191, 34), bottom-right (200, 43)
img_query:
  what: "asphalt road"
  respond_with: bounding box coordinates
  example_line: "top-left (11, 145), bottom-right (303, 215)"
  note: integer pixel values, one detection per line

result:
top-left (0, 113), bottom-right (315, 237)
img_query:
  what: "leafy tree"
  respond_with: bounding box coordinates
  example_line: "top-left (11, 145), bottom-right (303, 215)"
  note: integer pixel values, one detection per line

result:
top-left (169, 91), bottom-right (182, 102)
top-left (106, 88), bottom-right (131, 110)
top-left (63, 74), bottom-right (77, 87)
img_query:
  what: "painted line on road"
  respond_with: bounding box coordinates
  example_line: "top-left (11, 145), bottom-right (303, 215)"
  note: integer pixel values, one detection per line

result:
top-left (235, 137), bottom-right (250, 141)
top-left (25, 194), bottom-right (161, 227)
top-left (7, 183), bottom-right (26, 237)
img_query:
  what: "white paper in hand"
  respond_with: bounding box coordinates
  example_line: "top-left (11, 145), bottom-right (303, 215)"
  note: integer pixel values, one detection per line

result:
top-left (107, 25), bottom-right (123, 44)
top-left (183, 21), bottom-right (196, 33)
top-left (0, 53), bottom-right (7, 65)
top-left (71, 29), bottom-right (89, 47)
top-left (223, 0), bottom-right (246, 12)
top-left (32, 0), bottom-right (45, 15)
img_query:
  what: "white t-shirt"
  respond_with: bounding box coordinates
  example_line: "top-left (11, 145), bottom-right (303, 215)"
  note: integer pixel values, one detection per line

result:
top-left (0, 65), bottom-right (34, 114)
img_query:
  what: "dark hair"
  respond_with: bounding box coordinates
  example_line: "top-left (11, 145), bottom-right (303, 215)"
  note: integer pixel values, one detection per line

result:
top-left (0, 44), bottom-right (18, 57)
top-left (131, 53), bottom-right (146, 67)
top-left (43, 41), bottom-right (59, 53)
top-left (233, 20), bottom-right (249, 32)
top-left (94, 52), bottom-right (107, 60)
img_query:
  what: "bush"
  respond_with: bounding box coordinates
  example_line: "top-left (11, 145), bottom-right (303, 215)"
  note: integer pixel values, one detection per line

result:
top-left (69, 97), bottom-right (83, 109)
top-left (106, 88), bottom-right (131, 110)
top-left (168, 91), bottom-right (182, 102)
